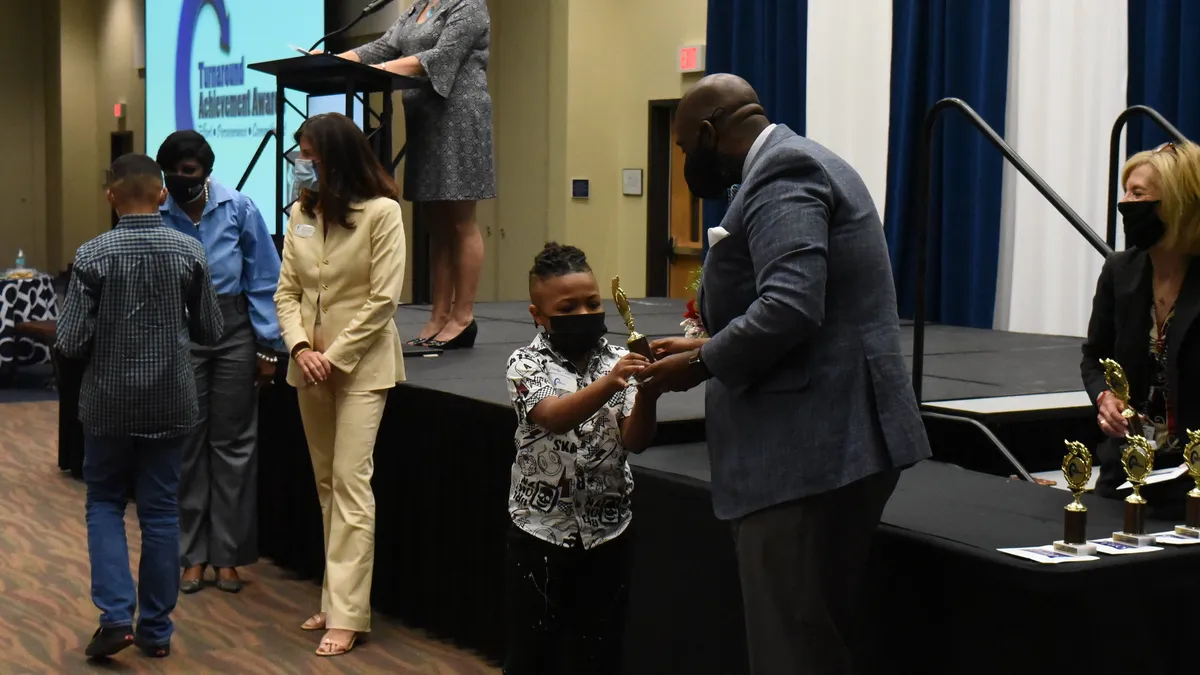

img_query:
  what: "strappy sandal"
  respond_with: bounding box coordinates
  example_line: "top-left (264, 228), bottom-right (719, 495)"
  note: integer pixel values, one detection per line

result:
top-left (315, 631), bottom-right (358, 657)
top-left (301, 613), bottom-right (326, 631)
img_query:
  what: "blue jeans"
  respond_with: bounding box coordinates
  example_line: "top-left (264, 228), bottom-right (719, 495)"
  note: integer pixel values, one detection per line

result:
top-left (83, 432), bottom-right (185, 645)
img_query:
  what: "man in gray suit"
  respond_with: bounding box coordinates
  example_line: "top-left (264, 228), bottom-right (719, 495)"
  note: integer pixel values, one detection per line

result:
top-left (643, 74), bottom-right (931, 675)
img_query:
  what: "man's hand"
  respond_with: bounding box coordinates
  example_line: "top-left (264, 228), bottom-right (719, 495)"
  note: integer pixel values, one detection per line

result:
top-left (640, 349), bottom-right (707, 393)
top-left (650, 337), bottom-right (707, 358)
top-left (296, 349), bottom-right (332, 386)
top-left (605, 353), bottom-right (650, 389)
top-left (1097, 390), bottom-right (1129, 438)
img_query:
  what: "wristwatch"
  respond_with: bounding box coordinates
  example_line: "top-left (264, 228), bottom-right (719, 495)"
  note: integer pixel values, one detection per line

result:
top-left (688, 348), bottom-right (710, 379)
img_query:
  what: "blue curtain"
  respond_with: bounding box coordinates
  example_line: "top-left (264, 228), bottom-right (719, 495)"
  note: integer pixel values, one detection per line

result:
top-left (1128, 0), bottom-right (1200, 151)
top-left (883, 0), bottom-right (1010, 328)
top-left (701, 0), bottom-right (808, 257)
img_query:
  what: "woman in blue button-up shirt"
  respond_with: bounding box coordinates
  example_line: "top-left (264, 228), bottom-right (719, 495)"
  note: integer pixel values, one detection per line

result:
top-left (156, 131), bottom-right (284, 595)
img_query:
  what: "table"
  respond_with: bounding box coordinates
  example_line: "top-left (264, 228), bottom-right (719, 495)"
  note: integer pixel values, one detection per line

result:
top-left (628, 446), bottom-right (1200, 675)
top-left (0, 274), bottom-right (57, 370)
top-left (255, 369), bottom-right (1200, 674)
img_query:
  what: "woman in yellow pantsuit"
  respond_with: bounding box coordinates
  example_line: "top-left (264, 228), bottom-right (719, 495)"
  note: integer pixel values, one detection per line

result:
top-left (274, 112), bottom-right (406, 658)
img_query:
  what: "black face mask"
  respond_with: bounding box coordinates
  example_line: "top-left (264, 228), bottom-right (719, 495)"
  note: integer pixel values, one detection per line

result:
top-left (1118, 200), bottom-right (1166, 250)
top-left (683, 134), bottom-right (738, 201)
top-left (545, 312), bottom-right (608, 361)
top-left (165, 174), bottom-right (207, 205)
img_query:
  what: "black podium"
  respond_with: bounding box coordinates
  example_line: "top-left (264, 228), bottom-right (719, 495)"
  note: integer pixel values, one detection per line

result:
top-left (248, 54), bottom-right (422, 235)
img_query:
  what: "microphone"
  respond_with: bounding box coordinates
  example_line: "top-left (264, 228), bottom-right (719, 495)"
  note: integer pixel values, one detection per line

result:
top-left (309, 0), bottom-right (397, 52)
top-left (362, 0), bottom-right (397, 16)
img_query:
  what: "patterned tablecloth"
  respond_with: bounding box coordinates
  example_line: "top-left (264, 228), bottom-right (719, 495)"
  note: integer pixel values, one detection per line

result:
top-left (0, 274), bottom-right (58, 366)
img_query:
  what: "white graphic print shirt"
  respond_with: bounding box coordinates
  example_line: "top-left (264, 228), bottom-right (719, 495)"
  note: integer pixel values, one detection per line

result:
top-left (505, 333), bottom-right (637, 549)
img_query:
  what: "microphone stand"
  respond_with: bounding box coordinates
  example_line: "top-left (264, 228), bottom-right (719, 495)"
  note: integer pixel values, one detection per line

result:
top-left (309, 0), bottom-right (396, 53)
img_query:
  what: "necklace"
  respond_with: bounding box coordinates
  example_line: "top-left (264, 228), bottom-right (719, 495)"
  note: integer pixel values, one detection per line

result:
top-left (425, 0), bottom-right (437, 20)
top-left (190, 181), bottom-right (210, 227)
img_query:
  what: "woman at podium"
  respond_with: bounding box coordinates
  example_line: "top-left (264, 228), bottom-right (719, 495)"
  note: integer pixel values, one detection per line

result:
top-left (336, 0), bottom-right (494, 349)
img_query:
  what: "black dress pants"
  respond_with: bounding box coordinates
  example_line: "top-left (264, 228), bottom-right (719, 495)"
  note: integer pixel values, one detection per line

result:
top-left (732, 469), bottom-right (900, 675)
top-left (503, 526), bottom-right (632, 675)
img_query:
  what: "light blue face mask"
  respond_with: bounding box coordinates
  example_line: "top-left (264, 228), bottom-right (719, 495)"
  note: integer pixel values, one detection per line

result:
top-left (294, 158), bottom-right (319, 191)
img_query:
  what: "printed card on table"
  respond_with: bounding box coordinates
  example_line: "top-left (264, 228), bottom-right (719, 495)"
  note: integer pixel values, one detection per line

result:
top-left (997, 545), bottom-right (1098, 564)
top-left (1153, 531), bottom-right (1200, 546)
top-left (1089, 538), bottom-right (1163, 555)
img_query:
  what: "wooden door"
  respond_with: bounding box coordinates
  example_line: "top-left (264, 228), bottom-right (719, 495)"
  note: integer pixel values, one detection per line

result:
top-left (667, 108), bottom-right (702, 298)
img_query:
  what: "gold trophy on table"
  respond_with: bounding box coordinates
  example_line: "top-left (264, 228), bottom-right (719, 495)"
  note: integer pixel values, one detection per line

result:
top-left (1051, 439), bottom-right (1099, 554)
top-left (1175, 429), bottom-right (1200, 538)
top-left (1053, 441), bottom-right (1097, 556)
top-left (1113, 434), bottom-right (1157, 546)
top-left (1102, 359), bottom-right (1158, 547)
top-left (612, 276), bottom-right (655, 361)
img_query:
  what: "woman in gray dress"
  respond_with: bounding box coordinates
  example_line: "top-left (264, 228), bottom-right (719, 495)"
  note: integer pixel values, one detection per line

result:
top-left (338, 0), bottom-right (494, 349)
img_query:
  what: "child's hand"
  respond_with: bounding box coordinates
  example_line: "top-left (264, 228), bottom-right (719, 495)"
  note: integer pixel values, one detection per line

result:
top-left (607, 353), bottom-right (651, 388)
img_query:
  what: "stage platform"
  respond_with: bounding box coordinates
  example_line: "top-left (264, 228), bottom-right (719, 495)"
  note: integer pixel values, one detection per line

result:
top-left (392, 299), bottom-right (1100, 473)
top-left (394, 298), bottom-right (1088, 407)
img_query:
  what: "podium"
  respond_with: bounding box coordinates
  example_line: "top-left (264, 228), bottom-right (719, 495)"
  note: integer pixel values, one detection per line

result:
top-left (247, 55), bottom-right (422, 232)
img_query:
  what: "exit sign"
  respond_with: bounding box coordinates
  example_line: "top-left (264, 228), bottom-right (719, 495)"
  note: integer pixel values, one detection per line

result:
top-left (678, 44), bottom-right (706, 73)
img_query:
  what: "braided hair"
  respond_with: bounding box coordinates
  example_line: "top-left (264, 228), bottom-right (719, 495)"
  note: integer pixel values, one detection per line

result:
top-left (529, 242), bottom-right (591, 283)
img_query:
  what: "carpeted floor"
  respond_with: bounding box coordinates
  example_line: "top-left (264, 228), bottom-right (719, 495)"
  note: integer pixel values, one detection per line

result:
top-left (0, 401), bottom-right (499, 674)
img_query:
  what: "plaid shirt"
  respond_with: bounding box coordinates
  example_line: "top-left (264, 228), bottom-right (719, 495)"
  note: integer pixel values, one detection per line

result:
top-left (56, 214), bottom-right (224, 438)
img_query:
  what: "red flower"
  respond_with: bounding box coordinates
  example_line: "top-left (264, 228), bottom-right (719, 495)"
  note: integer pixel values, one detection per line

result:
top-left (683, 298), bottom-right (700, 321)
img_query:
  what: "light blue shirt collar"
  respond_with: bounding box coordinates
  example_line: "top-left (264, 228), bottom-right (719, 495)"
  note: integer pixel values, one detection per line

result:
top-left (742, 123), bottom-right (777, 181)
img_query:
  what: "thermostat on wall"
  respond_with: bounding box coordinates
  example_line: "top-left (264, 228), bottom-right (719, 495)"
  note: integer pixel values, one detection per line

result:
top-left (572, 178), bottom-right (590, 200)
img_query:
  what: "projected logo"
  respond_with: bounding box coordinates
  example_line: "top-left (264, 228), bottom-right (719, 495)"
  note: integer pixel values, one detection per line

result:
top-left (175, 0), bottom-right (276, 136)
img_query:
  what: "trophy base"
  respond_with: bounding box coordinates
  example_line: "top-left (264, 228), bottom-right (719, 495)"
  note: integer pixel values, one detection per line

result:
top-left (1063, 507), bottom-right (1086, 545)
top-left (1186, 494), bottom-right (1200, 530)
top-left (1173, 525), bottom-right (1200, 539)
top-left (1123, 499), bottom-right (1146, 536)
top-left (1053, 540), bottom-right (1097, 556)
top-left (1112, 531), bottom-right (1157, 547)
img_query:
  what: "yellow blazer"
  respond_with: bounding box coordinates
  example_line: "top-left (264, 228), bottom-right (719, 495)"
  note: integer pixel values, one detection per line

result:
top-left (275, 197), bottom-right (406, 391)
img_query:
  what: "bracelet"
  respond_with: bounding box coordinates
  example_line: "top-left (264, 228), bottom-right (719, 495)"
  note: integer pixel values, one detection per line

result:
top-left (256, 352), bottom-right (279, 364)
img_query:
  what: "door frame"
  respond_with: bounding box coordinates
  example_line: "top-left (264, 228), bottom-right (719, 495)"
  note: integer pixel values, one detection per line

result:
top-left (645, 98), bottom-right (679, 298)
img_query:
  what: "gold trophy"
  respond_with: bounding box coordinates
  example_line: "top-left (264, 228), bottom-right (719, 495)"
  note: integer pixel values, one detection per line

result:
top-left (612, 276), bottom-right (655, 361)
top-left (1175, 429), bottom-right (1200, 538)
top-left (1100, 358), bottom-right (1144, 437)
top-left (1053, 441), bottom-right (1097, 556)
top-left (1112, 434), bottom-right (1157, 547)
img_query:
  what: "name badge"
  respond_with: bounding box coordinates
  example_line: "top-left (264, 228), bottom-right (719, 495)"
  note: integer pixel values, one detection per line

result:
top-left (294, 223), bottom-right (315, 238)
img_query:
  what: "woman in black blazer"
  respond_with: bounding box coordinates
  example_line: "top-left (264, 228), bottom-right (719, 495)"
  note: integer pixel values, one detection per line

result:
top-left (1082, 140), bottom-right (1200, 510)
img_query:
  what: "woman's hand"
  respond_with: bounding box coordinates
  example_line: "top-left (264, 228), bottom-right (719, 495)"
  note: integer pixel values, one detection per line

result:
top-left (296, 349), bottom-right (333, 385)
top-left (650, 336), bottom-right (707, 358)
top-left (605, 353), bottom-right (650, 389)
top-left (1097, 391), bottom-right (1129, 438)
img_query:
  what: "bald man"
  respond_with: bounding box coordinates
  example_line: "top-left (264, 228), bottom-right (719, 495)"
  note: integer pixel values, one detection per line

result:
top-left (643, 74), bottom-right (931, 674)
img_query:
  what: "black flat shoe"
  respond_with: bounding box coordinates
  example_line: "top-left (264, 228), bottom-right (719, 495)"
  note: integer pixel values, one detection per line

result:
top-left (134, 635), bottom-right (170, 658)
top-left (427, 320), bottom-right (478, 350)
top-left (405, 336), bottom-right (431, 347)
top-left (85, 625), bottom-right (134, 658)
top-left (216, 578), bottom-right (244, 594)
top-left (179, 579), bottom-right (203, 594)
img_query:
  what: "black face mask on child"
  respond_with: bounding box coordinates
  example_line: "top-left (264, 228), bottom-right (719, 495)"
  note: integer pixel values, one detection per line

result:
top-left (545, 313), bottom-right (608, 361)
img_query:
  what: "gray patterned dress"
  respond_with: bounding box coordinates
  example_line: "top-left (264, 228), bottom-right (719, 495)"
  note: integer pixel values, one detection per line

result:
top-left (354, 0), bottom-right (496, 202)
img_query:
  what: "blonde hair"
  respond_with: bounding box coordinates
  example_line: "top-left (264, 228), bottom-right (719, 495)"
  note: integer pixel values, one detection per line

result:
top-left (1122, 140), bottom-right (1200, 254)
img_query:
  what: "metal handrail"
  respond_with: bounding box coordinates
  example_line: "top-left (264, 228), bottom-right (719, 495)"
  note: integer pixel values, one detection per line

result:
top-left (912, 98), bottom-right (1112, 403)
top-left (1104, 106), bottom-right (1187, 248)
top-left (921, 411), bottom-right (1035, 482)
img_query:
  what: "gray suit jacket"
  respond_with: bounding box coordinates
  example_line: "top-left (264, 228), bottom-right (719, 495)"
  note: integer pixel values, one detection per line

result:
top-left (699, 125), bottom-right (931, 521)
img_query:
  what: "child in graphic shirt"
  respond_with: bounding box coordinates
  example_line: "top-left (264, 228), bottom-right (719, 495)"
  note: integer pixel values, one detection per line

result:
top-left (503, 243), bottom-right (659, 675)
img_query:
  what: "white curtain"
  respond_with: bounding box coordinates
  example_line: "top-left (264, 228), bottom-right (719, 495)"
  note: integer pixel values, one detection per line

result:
top-left (804, 0), bottom-right (892, 218)
top-left (994, 0), bottom-right (1127, 337)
